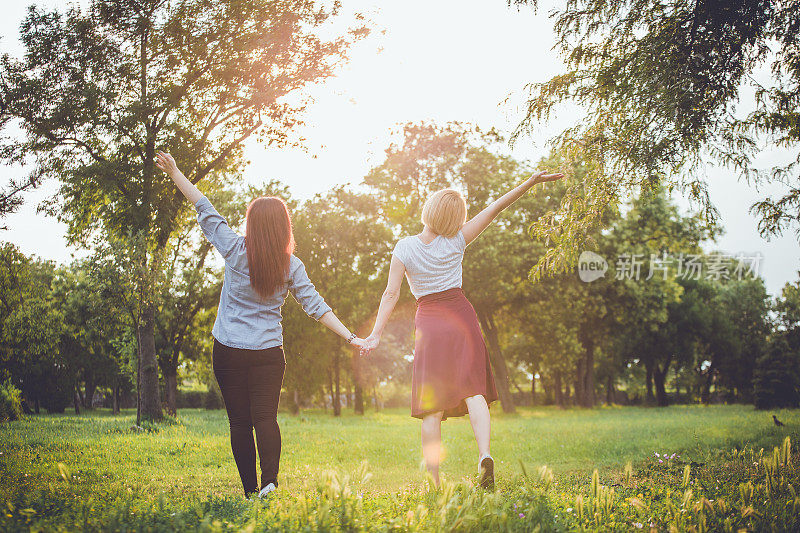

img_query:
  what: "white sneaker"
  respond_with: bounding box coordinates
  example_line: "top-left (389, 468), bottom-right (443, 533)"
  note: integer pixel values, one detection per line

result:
top-left (258, 482), bottom-right (277, 498)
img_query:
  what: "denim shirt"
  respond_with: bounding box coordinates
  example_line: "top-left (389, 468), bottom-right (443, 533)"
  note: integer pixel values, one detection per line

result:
top-left (195, 196), bottom-right (332, 350)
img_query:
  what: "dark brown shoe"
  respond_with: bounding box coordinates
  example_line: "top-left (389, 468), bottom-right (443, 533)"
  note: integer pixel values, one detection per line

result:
top-left (479, 456), bottom-right (495, 489)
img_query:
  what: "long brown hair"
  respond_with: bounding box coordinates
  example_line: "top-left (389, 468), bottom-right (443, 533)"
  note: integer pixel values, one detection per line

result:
top-left (245, 197), bottom-right (295, 298)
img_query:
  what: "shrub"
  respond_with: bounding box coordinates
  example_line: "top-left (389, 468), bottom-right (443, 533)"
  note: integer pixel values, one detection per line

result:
top-left (0, 380), bottom-right (23, 422)
top-left (204, 380), bottom-right (224, 410)
top-left (176, 390), bottom-right (206, 409)
top-left (39, 372), bottom-right (73, 414)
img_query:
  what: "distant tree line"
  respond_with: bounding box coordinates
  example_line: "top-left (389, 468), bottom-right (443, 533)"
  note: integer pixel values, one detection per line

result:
top-left (3, 0), bottom-right (797, 421)
top-left (2, 122), bottom-right (799, 417)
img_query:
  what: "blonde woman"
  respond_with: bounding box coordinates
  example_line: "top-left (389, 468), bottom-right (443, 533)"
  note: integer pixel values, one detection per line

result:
top-left (362, 171), bottom-right (563, 488)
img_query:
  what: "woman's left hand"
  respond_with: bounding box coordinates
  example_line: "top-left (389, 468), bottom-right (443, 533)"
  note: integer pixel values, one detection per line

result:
top-left (155, 151), bottom-right (179, 176)
top-left (530, 171), bottom-right (565, 185)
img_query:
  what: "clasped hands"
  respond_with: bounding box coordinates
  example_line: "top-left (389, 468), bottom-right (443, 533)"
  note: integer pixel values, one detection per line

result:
top-left (350, 334), bottom-right (379, 356)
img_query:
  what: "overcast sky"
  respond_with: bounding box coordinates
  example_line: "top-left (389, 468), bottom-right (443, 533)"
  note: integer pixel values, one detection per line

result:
top-left (1, 0), bottom-right (798, 295)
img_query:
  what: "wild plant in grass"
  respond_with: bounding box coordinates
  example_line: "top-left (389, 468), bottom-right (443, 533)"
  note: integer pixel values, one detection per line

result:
top-left (309, 461), bottom-right (373, 531)
top-left (623, 461), bottom-right (633, 488)
top-left (739, 480), bottom-right (754, 507)
top-left (653, 451), bottom-right (679, 465)
top-left (784, 436), bottom-right (792, 465)
top-left (590, 468), bottom-right (599, 500)
top-left (574, 493), bottom-right (584, 524)
top-left (538, 465), bottom-right (554, 491)
top-left (586, 469), bottom-right (615, 526)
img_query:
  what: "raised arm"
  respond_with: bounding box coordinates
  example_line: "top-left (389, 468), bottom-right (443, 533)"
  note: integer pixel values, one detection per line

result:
top-left (155, 151), bottom-right (204, 204)
top-left (460, 170), bottom-right (564, 245)
top-left (362, 255), bottom-right (406, 354)
top-left (156, 151), bottom-right (241, 260)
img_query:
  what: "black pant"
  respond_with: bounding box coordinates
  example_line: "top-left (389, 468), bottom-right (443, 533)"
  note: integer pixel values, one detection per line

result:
top-left (212, 339), bottom-right (286, 497)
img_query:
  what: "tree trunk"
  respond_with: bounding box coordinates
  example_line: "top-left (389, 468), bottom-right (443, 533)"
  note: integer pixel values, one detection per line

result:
top-left (353, 353), bottom-right (364, 415)
top-left (700, 376), bottom-right (711, 404)
top-left (165, 370), bottom-right (178, 416)
top-left (84, 372), bottom-right (96, 409)
top-left (645, 359), bottom-right (654, 404)
top-left (530, 373), bottom-right (536, 406)
top-left (606, 375), bottom-right (614, 405)
top-left (581, 338), bottom-right (595, 408)
top-left (542, 375), bottom-right (553, 405)
top-left (325, 369), bottom-right (333, 412)
top-left (138, 303), bottom-right (162, 421)
top-left (574, 358), bottom-right (584, 407)
top-left (34, 396), bottom-right (40, 414)
top-left (476, 309), bottom-right (516, 413)
top-left (289, 389), bottom-right (300, 415)
top-left (136, 327), bottom-right (141, 425)
top-left (333, 354), bottom-right (341, 417)
top-left (653, 364), bottom-right (669, 407)
top-left (354, 385), bottom-right (364, 415)
top-left (113, 384), bottom-right (120, 414)
top-left (554, 370), bottom-right (564, 408)
top-left (73, 385), bottom-right (81, 415)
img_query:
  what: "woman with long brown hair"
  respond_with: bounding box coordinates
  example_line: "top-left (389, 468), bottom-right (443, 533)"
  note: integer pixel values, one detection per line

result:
top-left (156, 152), bottom-right (366, 499)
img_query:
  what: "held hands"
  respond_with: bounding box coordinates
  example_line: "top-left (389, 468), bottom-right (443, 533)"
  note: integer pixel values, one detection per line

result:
top-left (349, 337), bottom-right (368, 351)
top-left (348, 335), bottom-right (377, 356)
top-left (358, 334), bottom-right (380, 357)
top-left (346, 333), bottom-right (379, 356)
top-left (529, 170), bottom-right (565, 185)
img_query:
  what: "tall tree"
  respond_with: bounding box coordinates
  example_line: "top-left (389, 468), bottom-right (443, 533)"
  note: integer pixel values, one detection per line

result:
top-left (291, 187), bottom-right (392, 415)
top-left (755, 275), bottom-right (800, 409)
top-left (0, 0), bottom-right (368, 420)
top-left (0, 248), bottom-right (67, 413)
top-left (510, 0), bottom-right (798, 278)
top-left (606, 184), bottom-right (714, 406)
top-left (714, 277), bottom-right (771, 401)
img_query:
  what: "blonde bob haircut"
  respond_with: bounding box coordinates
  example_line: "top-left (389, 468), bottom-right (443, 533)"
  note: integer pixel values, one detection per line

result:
top-left (421, 188), bottom-right (467, 238)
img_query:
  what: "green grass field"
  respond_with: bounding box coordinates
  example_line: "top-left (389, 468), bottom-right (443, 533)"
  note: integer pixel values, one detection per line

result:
top-left (1, 405), bottom-right (799, 531)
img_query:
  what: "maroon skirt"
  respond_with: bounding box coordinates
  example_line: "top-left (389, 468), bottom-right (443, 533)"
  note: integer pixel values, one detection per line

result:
top-left (411, 287), bottom-right (498, 420)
